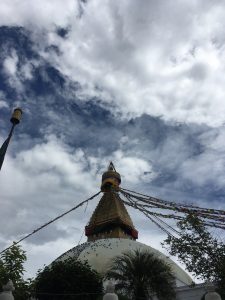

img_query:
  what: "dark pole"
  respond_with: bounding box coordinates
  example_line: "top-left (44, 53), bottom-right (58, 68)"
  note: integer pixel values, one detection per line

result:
top-left (0, 108), bottom-right (22, 170)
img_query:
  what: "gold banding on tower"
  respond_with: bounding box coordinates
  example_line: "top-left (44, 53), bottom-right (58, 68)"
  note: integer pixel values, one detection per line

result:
top-left (101, 162), bottom-right (121, 192)
top-left (85, 162), bottom-right (138, 241)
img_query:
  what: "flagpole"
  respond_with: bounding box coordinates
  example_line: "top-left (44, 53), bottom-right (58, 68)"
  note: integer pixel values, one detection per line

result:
top-left (0, 108), bottom-right (22, 170)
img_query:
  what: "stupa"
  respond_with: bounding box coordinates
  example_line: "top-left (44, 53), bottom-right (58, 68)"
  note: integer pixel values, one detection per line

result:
top-left (56, 163), bottom-right (193, 288)
top-left (85, 162), bottom-right (138, 242)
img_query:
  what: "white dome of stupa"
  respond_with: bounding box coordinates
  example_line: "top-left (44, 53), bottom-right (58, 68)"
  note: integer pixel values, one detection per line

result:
top-left (56, 238), bottom-right (192, 287)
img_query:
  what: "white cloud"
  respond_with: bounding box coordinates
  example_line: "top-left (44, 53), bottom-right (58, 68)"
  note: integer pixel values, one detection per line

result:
top-left (1, 1), bottom-right (225, 125)
top-left (0, 100), bottom-right (8, 109)
top-left (0, 0), bottom-right (76, 29)
top-left (23, 237), bottom-right (76, 278)
top-left (41, 0), bottom-right (225, 126)
top-left (180, 127), bottom-right (225, 190)
top-left (3, 51), bottom-right (18, 76)
top-left (2, 51), bottom-right (35, 91)
top-left (109, 150), bottom-right (156, 184)
top-left (20, 62), bottom-right (33, 80)
top-left (0, 136), bottom-right (96, 242)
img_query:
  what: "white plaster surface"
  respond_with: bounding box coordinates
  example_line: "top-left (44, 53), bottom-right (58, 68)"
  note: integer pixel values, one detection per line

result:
top-left (57, 238), bottom-right (192, 287)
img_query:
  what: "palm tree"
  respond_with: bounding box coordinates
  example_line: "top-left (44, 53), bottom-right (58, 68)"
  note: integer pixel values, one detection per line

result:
top-left (105, 249), bottom-right (175, 300)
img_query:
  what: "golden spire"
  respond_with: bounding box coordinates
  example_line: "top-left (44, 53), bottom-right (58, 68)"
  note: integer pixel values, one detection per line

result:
top-left (101, 162), bottom-right (121, 192)
top-left (85, 163), bottom-right (138, 241)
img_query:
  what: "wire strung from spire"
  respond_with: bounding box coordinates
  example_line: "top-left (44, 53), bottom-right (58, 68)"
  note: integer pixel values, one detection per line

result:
top-left (77, 229), bottom-right (85, 245)
top-left (114, 189), bottom-right (175, 237)
top-left (77, 200), bottom-right (90, 245)
top-left (123, 198), bottom-right (176, 238)
top-left (0, 191), bottom-right (101, 255)
top-left (120, 190), bottom-right (224, 259)
top-left (120, 189), bottom-right (225, 229)
top-left (120, 188), bottom-right (225, 229)
top-left (119, 191), bottom-right (179, 238)
top-left (142, 210), bottom-right (175, 238)
top-left (121, 187), bottom-right (225, 216)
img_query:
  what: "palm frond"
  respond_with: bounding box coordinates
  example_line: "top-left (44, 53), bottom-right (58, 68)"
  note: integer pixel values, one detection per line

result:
top-left (105, 249), bottom-right (176, 300)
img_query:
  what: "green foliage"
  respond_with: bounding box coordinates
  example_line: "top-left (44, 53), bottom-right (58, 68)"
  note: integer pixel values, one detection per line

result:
top-left (105, 249), bottom-right (175, 300)
top-left (163, 213), bottom-right (225, 299)
top-left (0, 243), bottom-right (26, 285)
top-left (33, 258), bottom-right (103, 300)
top-left (0, 242), bottom-right (31, 299)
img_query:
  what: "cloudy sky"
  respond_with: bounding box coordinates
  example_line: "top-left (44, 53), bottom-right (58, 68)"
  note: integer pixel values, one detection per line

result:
top-left (1, 0), bottom-right (225, 280)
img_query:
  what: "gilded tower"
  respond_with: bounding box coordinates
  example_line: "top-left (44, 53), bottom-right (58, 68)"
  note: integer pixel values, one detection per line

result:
top-left (85, 163), bottom-right (138, 241)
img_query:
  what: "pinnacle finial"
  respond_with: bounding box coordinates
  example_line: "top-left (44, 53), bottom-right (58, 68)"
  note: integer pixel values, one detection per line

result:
top-left (101, 162), bottom-right (121, 192)
top-left (108, 162), bottom-right (116, 172)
